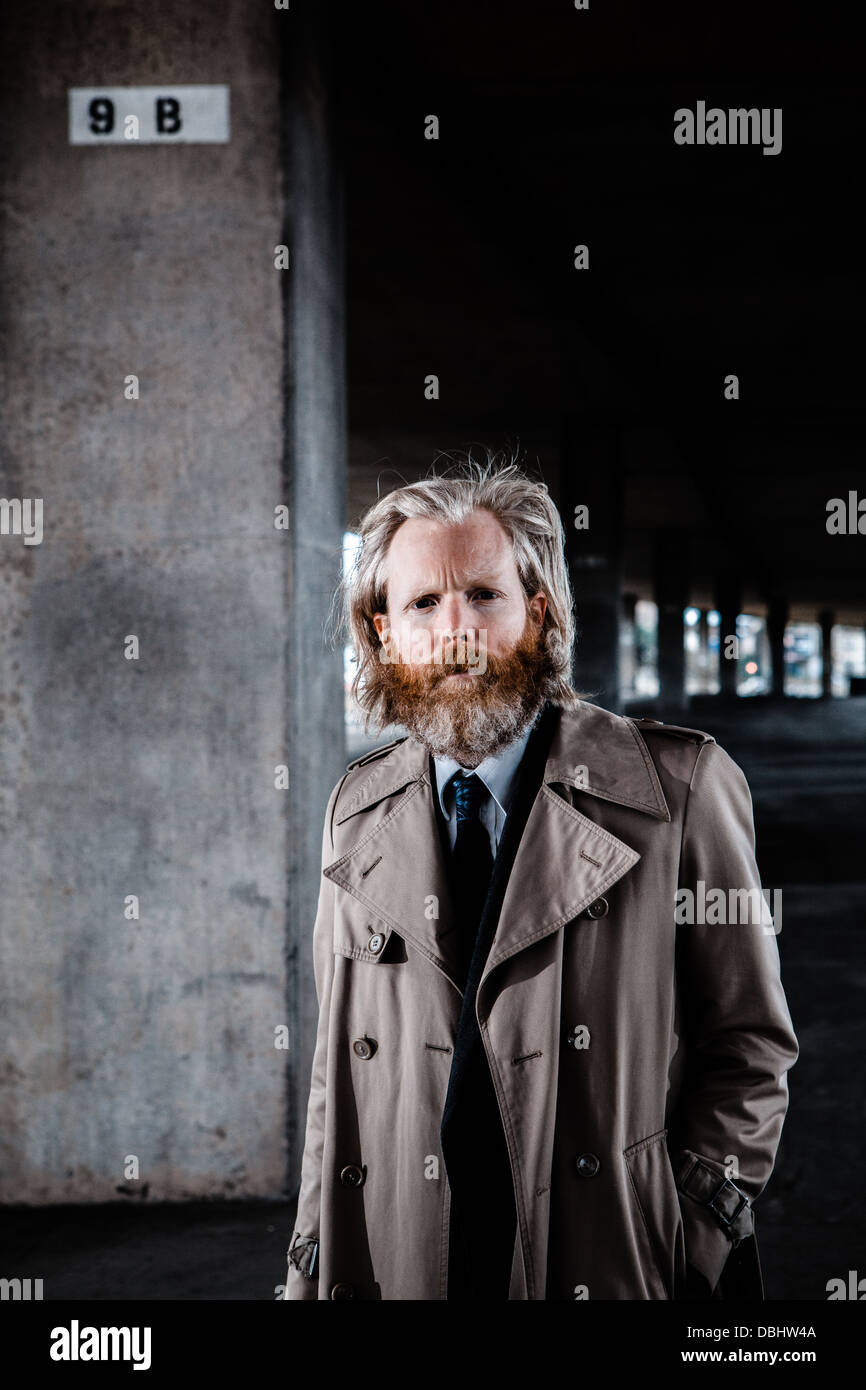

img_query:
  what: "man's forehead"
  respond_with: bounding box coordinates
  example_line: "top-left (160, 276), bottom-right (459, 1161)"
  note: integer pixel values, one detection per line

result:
top-left (386, 512), bottom-right (513, 571)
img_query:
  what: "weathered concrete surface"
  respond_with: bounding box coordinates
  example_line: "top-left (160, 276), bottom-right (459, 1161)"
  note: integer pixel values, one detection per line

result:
top-left (0, 1), bottom-right (345, 1202)
top-left (280, 5), bottom-right (348, 1199)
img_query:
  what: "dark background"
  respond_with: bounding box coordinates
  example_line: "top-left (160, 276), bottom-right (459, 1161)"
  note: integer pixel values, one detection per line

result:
top-left (340, 0), bottom-right (866, 1302)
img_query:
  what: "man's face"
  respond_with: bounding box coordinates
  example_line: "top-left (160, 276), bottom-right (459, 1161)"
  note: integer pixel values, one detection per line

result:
top-left (370, 508), bottom-right (553, 766)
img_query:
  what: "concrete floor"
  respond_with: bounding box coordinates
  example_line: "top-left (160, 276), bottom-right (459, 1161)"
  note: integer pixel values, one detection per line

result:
top-left (2, 697), bottom-right (863, 1300)
top-left (1, 1199), bottom-right (296, 1300)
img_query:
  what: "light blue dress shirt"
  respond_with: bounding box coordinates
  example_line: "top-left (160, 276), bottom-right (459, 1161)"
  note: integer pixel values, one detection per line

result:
top-left (432, 725), bottom-right (533, 860)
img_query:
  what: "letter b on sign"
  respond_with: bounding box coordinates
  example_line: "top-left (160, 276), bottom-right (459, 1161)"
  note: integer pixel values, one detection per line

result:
top-left (156, 97), bottom-right (181, 133)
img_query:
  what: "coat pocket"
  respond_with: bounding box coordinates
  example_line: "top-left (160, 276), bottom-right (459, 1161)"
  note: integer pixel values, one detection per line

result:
top-left (623, 1128), bottom-right (686, 1300)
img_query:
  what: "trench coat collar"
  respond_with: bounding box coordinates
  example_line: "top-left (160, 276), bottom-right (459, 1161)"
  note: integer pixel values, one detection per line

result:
top-left (335, 700), bottom-right (670, 825)
top-left (325, 701), bottom-right (670, 992)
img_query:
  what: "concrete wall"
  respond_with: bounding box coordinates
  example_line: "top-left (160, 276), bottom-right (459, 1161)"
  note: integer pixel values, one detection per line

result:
top-left (0, 0), bottom-right (345, 1202)
top-left (281, 7), bottom-right (348, 1198)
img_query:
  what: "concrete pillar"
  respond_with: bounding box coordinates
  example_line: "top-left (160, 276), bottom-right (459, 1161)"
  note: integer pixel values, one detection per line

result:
top-left (716, 574), bottom-right (743, 700)
top-left (0, 0), bottom-right (345, 1203)
top-left (282, 6), bottom-right (347, 1198)
top-left (620, 591), bottom-right (638, 695)
top-left (560, 425), bottom-right (624, 711)
top-left (767, 596), bottom-right (789, 699)
top-left (696, 608), bottom-right (711, 692)
top-left (697, 607), bottom-right (709, 653)
top-left (818, 608), bottom-right (835, 698)
top-left (653, 530), bottom-right (688, 710)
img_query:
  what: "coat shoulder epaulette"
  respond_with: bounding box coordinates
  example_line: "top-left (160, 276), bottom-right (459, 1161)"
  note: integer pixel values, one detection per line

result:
top-left (631, 717), bottom-right (715, 745)
top-left (345, 736), bottom-right (408, 772)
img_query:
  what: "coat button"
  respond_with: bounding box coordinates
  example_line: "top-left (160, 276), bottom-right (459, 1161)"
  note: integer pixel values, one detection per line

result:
top-left (340, 1163), bottom-right (365, 1188)
top-left (352, 1036), bottom-right (376, 1060)
top-left (330, 1282), bottom-right (355, 1300)
top-left (586, 897), bottom-right (609, 919)
top-left (367, 933), bottom-right (384, 954)
top-left (576, 1152), bottom-right (600, 1177)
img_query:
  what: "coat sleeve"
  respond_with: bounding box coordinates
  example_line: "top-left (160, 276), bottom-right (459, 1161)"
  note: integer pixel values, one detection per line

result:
top-left (283, 774), bottom-right (345, 1301)
top-left (668, 740), bottom-right (799, 1297)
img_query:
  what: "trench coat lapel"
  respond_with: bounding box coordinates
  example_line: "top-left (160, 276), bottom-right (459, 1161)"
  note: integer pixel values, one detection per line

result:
top-left (478, 785), bottom-right (641, 995)
top-left (324, 742), bottom-right (463, 984)
top-left (478, 700), bottom-right (670, 1002)
top-left (322, 701), bottom-right (672, 993)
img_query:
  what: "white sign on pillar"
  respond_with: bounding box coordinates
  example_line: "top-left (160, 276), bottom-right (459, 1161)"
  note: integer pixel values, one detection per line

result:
top-left (68, 86), bottom-right (230, 144)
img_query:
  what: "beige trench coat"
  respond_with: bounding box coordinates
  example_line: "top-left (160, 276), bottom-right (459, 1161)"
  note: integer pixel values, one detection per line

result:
top-left (284, 700), bottom-right (798, 1300)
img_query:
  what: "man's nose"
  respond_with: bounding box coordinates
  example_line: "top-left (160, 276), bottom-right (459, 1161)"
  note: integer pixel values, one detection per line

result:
top-left (437, 595), bottom-right (475, 639)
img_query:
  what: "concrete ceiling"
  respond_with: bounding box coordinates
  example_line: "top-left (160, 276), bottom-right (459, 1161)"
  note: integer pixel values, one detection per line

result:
top-left (338, 0), bottom-right (865, 621)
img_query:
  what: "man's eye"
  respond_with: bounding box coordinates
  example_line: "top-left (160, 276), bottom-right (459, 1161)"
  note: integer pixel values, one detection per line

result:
top-left (473, 591), bottom-right (497, 601)
top-left (412, 597), bottom-right (435, 609)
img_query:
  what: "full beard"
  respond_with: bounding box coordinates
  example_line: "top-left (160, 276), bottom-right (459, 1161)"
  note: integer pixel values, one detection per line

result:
top-left (368, 620), bottom-right (558, 765)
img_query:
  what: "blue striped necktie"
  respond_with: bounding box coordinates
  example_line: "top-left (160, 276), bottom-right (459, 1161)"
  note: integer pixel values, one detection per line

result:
top-left (449, 771), bottom-right (494, 985)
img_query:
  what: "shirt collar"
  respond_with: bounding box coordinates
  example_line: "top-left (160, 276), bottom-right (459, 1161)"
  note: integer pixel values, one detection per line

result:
top-left (433, 723), bottom-right (533, 821)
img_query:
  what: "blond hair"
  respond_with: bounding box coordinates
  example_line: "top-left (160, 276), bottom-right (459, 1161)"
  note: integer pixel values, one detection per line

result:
top-left (334, 447), bottom-right (580, 730)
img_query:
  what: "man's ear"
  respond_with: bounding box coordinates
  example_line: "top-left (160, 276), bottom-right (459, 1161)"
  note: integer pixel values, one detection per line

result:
top-left (372, 612), bottom-right (389, 641)
top-left (529, 592), bottom-right (547, 627)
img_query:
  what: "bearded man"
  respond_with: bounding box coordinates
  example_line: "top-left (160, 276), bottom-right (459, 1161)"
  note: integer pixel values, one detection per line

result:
top-left (284, 458), bottom-right (798, 1302)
